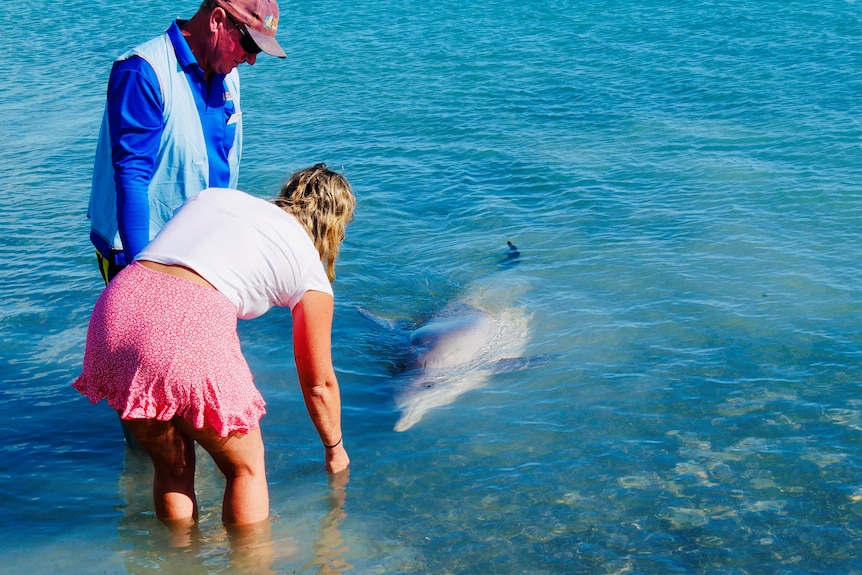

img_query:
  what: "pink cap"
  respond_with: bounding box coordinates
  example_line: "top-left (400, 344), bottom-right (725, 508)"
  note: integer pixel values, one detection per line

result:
top-left (213, 0), bottom-right (286, 58)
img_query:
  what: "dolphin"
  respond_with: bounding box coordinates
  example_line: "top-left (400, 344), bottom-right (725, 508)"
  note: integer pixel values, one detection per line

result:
top-left (357, 242), bottom-right (553, 431)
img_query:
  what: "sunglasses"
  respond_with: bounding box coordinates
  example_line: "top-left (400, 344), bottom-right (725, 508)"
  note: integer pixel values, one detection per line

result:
top-left (224, 11), bottom-right (262, 55)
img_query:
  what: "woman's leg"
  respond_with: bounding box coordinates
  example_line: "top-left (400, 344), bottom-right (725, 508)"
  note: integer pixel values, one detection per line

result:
top-left (173, 418), bottom-right (269, 526)
top-left (123, 417), bottom-right (197, 521)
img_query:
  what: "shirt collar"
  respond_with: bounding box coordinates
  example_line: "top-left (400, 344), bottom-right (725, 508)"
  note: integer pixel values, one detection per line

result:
top-left (166, 20), bottom-right (227, 84)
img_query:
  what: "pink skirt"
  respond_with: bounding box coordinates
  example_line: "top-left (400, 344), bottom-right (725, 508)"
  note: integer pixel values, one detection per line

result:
top-left (73, 262), bottom-right (266, 437)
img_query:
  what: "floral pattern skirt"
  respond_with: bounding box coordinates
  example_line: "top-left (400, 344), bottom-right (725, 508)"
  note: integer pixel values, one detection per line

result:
top-left (74, 262), bottom-right (266, 437)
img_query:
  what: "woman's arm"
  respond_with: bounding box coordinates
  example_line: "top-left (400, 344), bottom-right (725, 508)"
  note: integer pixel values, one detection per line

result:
top-left (292, 290), bottom-right (350, 473)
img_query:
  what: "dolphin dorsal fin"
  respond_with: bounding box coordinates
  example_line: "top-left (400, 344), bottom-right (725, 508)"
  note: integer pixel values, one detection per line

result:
top-left (499, 241), bottom-right (521, 266)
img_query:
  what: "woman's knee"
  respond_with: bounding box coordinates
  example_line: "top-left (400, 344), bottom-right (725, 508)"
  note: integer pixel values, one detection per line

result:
top-left (181, 424), bottom-right (266, 479)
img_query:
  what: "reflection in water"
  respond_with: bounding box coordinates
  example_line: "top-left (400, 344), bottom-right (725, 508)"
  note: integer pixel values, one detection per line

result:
top-left (305, 468), bottom-right (353, 574)
top-left (115, 446), bottom-right (212, 574)
top-left (228, 519), bottom-right (276, 575)
top-left (115, 445), bottom-right (352, 573)
top-left (162, 516), bottom-right (202, 550)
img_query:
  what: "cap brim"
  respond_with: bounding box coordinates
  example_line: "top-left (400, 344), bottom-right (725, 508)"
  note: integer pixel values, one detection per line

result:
top-left (247, 28), bottom-right (286, 58)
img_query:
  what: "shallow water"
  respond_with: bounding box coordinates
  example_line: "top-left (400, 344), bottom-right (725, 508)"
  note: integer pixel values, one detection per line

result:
top-left (2, 0), bottom-right (862, 573)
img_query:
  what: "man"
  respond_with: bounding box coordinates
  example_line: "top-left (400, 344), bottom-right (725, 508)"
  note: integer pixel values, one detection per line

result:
top-left (88, 0), bottom-right (286, 284)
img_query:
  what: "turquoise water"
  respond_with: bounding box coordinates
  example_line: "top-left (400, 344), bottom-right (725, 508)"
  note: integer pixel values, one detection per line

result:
top-left (2, 0), bottom-right (862, 572)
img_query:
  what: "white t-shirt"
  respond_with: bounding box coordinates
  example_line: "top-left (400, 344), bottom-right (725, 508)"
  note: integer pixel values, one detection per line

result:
top-left (137, 187), bottom-right (333, 319)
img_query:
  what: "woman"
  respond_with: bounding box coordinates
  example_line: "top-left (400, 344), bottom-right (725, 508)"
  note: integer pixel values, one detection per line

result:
top-left (74, 164), bottom-right (354, 526)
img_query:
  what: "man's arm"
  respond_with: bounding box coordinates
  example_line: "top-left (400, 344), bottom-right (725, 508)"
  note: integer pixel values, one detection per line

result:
top-left (106, 57), bottom-right (164, 264)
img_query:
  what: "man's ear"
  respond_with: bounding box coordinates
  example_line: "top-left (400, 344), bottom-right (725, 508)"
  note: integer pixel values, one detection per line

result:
top-left (209, 6), bottom-right (228, 33)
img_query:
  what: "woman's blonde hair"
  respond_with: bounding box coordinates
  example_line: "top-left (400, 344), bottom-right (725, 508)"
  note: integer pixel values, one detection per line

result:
top-left (274, 163), bottom-right (355, 282)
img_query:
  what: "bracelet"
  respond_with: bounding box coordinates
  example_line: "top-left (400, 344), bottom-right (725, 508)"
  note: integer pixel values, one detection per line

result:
top-left (324, 436), bottom-right (343, 450)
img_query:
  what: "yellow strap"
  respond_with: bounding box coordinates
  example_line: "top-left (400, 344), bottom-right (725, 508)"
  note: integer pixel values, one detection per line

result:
top-left (96, 250), bottom-right (111, 286)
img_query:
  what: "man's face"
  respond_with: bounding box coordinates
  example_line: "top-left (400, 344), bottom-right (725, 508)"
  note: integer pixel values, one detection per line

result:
top-left (208, 9), bottom-right (258, 75)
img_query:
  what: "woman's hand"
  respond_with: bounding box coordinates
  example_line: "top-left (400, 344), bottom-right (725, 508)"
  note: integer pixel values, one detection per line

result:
top-left (325, 443), bottom-right (350, 474)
